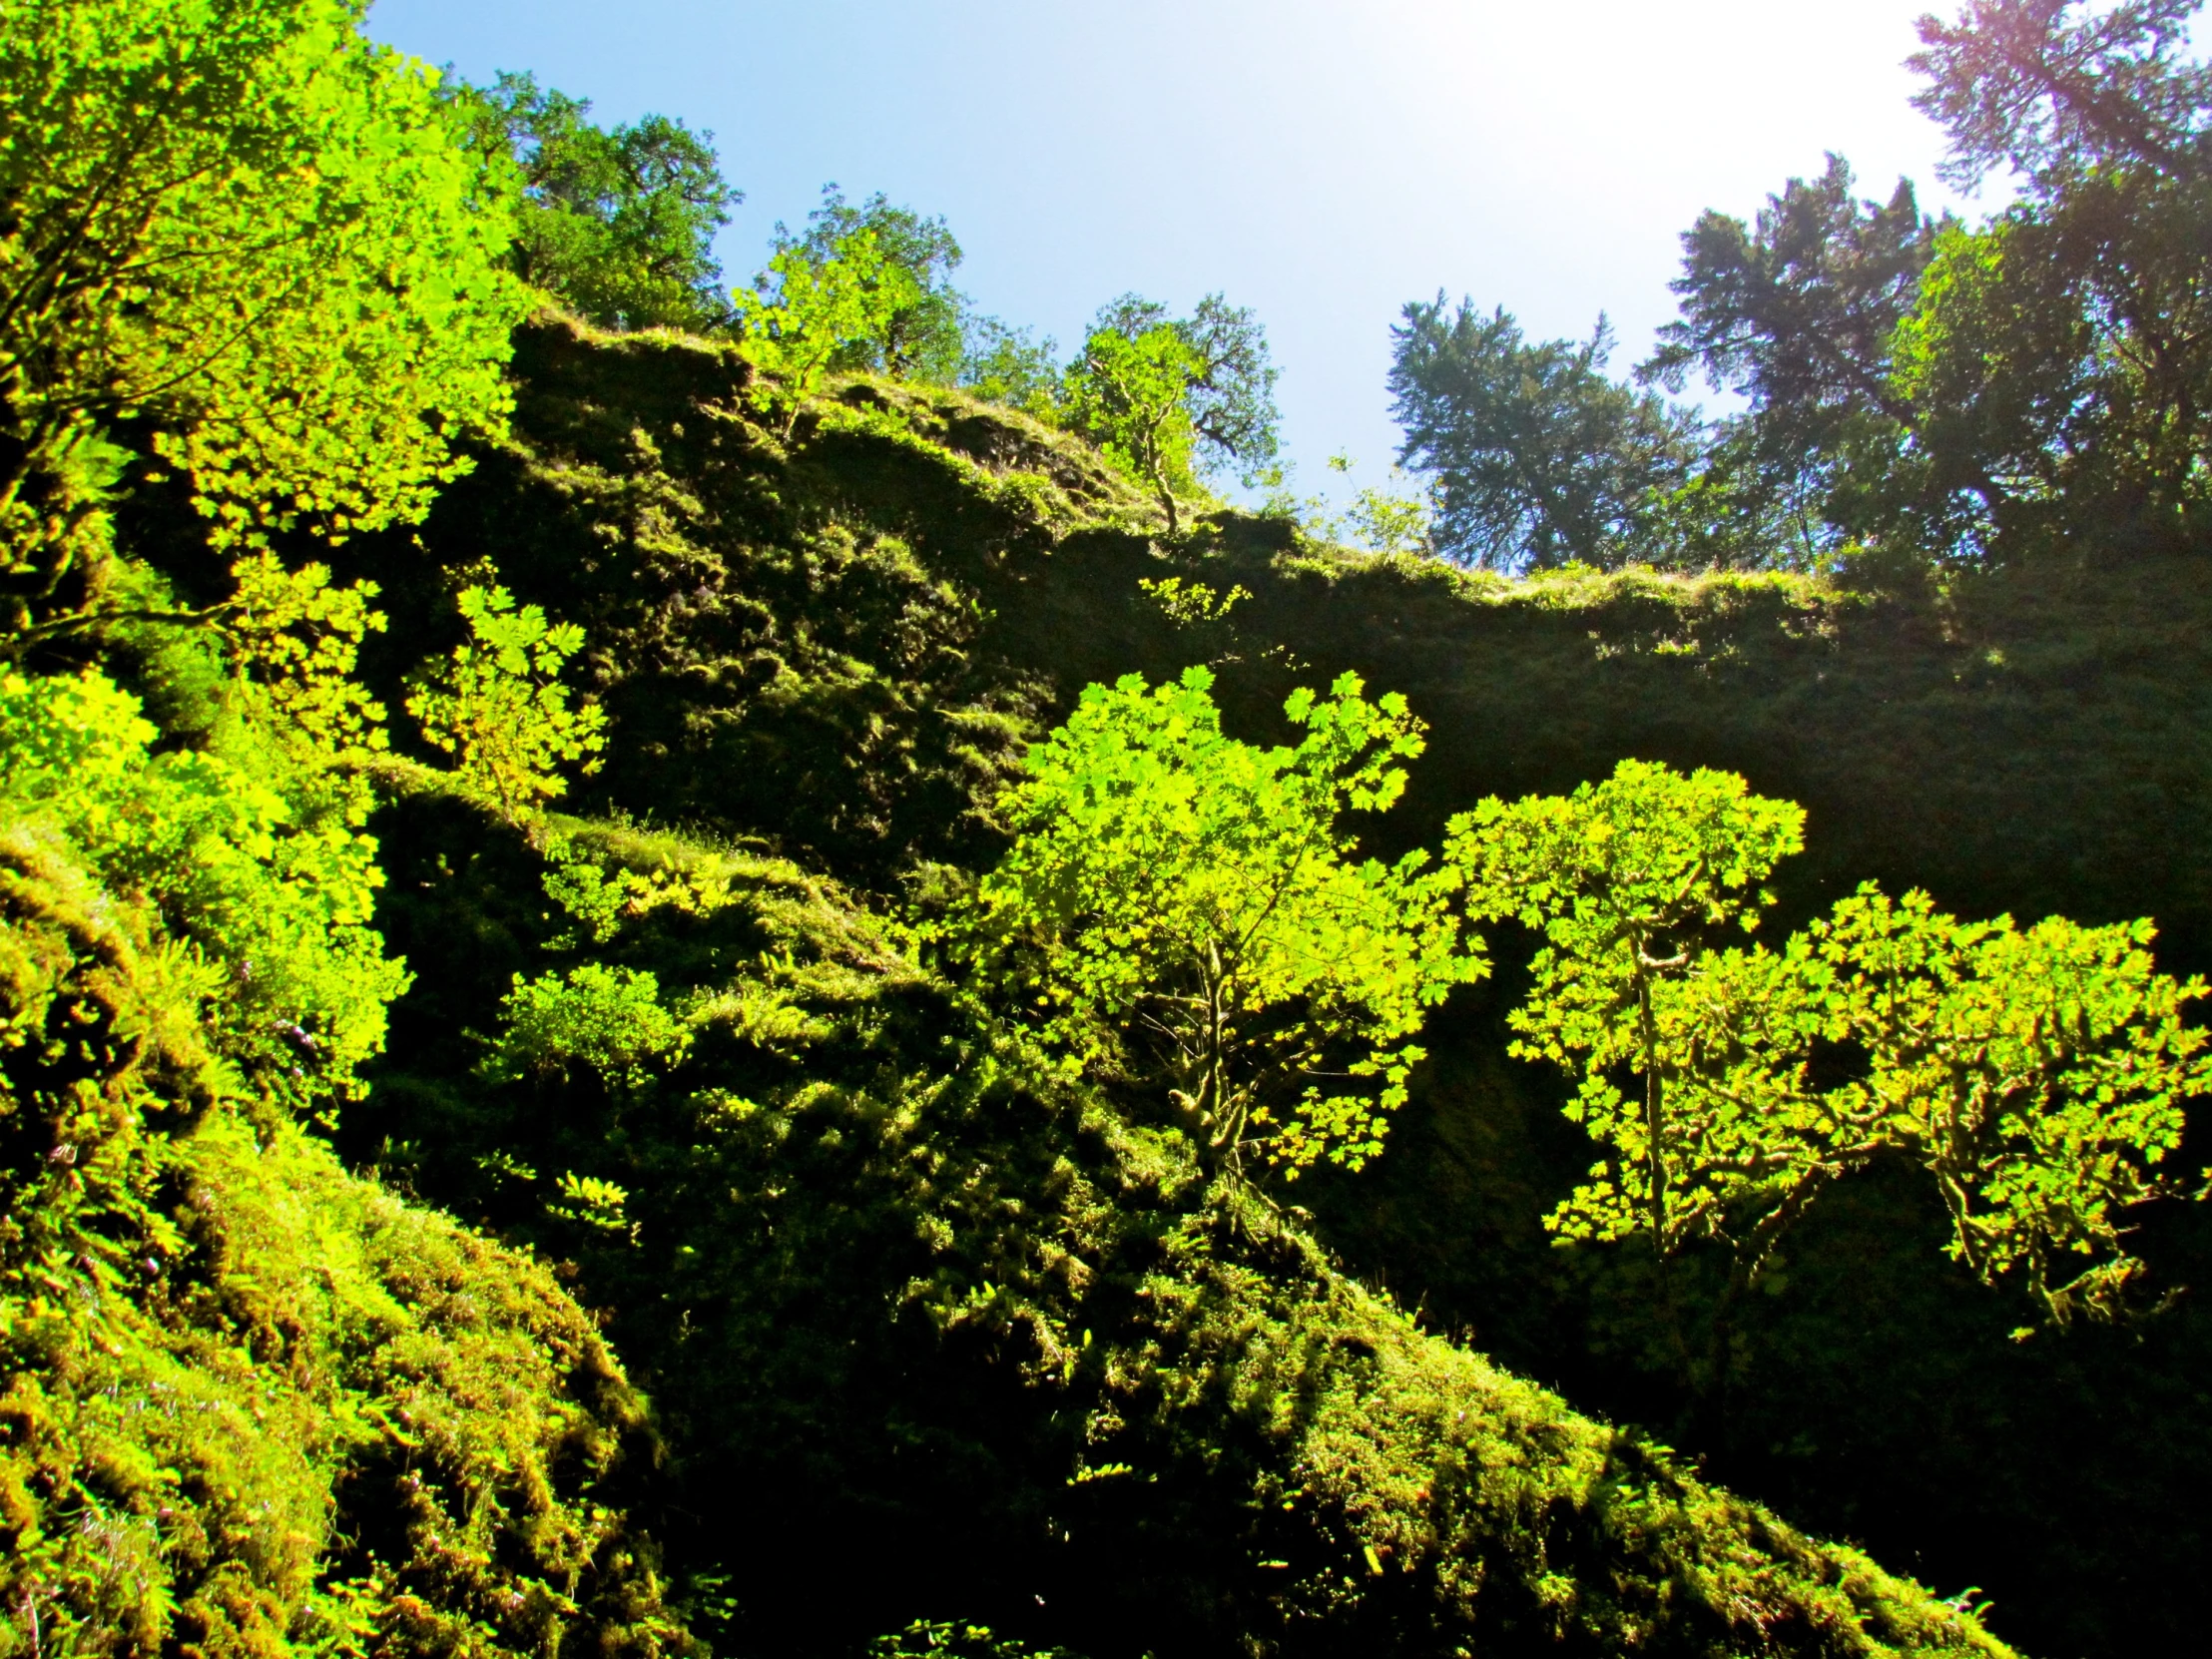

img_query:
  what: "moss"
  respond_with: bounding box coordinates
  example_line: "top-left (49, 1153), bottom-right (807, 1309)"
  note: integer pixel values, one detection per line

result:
top-left (1095, 1212), bottom-right (2010, 1656)
top-left (354, 769), bottom-right (2015, 1656)
top-left (290, 314), bottom-right (2156, 1653)
top-left (0, 829), bottom-right (693, 1659)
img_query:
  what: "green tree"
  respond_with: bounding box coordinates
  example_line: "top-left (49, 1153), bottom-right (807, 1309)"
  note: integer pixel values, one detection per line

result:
top-left (775, 186), bottom-right (967, 379)
top-left (1326, 452), bottom-right (1436, 556)
top-left (1640, 5), bottom-right (2212, 569)
top-left (945, 666), bottom-right (1477, 1177)
top-left (1086, 291), bottom-right (1282, 480)
top-left (1451, 759), bottom-right (2210, 1410)
top-left (1450, 760), bottom-right (1807, 1263)
top-left (1390, 300), bottom-right (1700, 570)
top-left (733, 228), bottom-right (924, 439)
top-left (490, 961), bottom-right (690, 1091)
top-left (1807, 881), bottom-right (2207, 1320)
top-left (1061, 325), bottom-right (1205, 530)
top-left (1911, 0), bottom-right (2210, 185)
top-left (0, 664), bottom-right (408, 1098)
top-left (0, 0), bottom-right (528, 639)
top-left (458, 70), bottom-right (740, 332)
top-left (1882, 0), bottom-right (2212, 561)
top-left (405, 583), bottom-right (607, 825)
top-left (957, 316), bottom-right (1062, 415)
top-left (1636, 156), bottom-right (1942, 566)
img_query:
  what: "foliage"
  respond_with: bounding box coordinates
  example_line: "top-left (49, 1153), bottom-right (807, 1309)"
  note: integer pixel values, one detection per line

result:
top-left (1452, 760), bottom-right (2209, 1358)
top-left (458, 70), bottom-right (740, 332)
top-left (944, 667), bottom-right (1475, 1174)
top-left (1326, 453), bottom-right (1435, 557)
top-left (0, 666), bottom-right (404, 1096)
top-left (226, 553), bottom-right (392, 767)
top-left (869, 1620), bottom-right (1076, 1658)
top-left (1138, 575), bottom-right (1250, 629)
top-left (1883, 0), bottom-right (2212, 561)
top-left (0, 745), bottom-right (688, 1659)
top-left (1391, 300), bottom-right (1699, 570)
top-left (1451, 760), bottom-right (1807, 1254)
top-left (541, 831), bottom-right (733, 949)
top-left (0, 0), bottom-right (527, 636)
top-left (491, 962), bottom-right (690, 1090)
top-left (406, 584), bottom-right (607, 826)
top-left (1083, 291), bottom-right (1282, 482)
top-left (357, 775), bottom-right (2015, 1659)
top-left (1910, 0), bottom-right (2211, 187)
top-left (365, 306), bottom-right (2212, 1656)
top-left (775, 186), bottom-right (969, 380)
top-left (1636, 157), bottom-right (1938, 567)
top-left (386, 319), bottom-right (1062, 886)
top-left (1804, 883), bottom-right (2208, 1320)
top-left (1633, 4), bottom-right (2212, 569)
top-left (957, 317), bottom-right (1063, 415)
top-left (734, 229), bottom-right (925, 438)
top-left (1061, 325), bottom-right (1207, 530)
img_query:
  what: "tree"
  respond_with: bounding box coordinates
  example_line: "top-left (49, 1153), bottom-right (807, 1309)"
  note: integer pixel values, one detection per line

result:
top-left (1451, 761), bottom-right (1807, 1265)
top-left (945, 667), bottom-right (1478, 1177)
top-left (1885, 1), bottom-right (2212, 560)
top-left (1637, 7), bottom-right (2212, 569)
top-left (457, 71), bottom-right (740, 333)
top-left (1637, 158), bottom-right (1943, 567)
top-left (405, 583), bottom-right (607, 826)
top-left (0, 0), bottom-right (529, 641)
top-left (732, 229), bottom-right (924, 439)
top-left (1910, 0), bottom-right (2211, 185)
top-left (1327, 452), bottom-right (1436, 557)
top-left (774, 186), bottom-right (968, 380)
top-left (1389, 300), bottom-right (1699, 570)
top-left (1807, 882), bottom-right (2207, 1322)
top-left (1451, 759), bottom-right (2210, 1415)
top-left (0, 663), bottom-right (408, 1098)
top-left (956, 317), bottom-right (1061, 415)
top-left (1086, 291), bottom-right (1282, 480)
top-left (1061, 324), bottom-right (1205, 530)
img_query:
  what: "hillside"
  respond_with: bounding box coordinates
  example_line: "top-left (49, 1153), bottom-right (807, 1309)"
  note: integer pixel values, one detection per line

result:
top-left (294, 311), bottom-right (2212, 1657)
top-left (14, 6), bottom-right (2212, 1657)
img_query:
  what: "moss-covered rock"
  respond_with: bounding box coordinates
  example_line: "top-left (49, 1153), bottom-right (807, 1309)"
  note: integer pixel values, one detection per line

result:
top-left (353, 786), bottom-right (2016, 1658)
top-left (0, 829), bottom-right (692, 1659)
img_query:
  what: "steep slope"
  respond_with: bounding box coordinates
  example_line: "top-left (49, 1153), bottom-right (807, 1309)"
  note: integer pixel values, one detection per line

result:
top-left (349, 797), bottom-right (2012, 1659)
top-left (0, 826), bottom-right (689, 1659)
top-left (301, 312), bottom-right (2134, 1656)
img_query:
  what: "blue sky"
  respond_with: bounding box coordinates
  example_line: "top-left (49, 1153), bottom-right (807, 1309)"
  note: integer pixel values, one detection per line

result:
top-left (365, 0), bottom-right (1979, 504)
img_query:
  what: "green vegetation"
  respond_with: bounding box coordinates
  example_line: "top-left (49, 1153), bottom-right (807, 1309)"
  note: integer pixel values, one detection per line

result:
top-left (733, 229), bottom-right (927, 439)
top-left (943, 666), bottom-right (1473, 1175)
top-left (1062, 324), bottom-right (1208, 530)
top-left (405, 583), bottom-right (608, 824)
top-left (1395, 1), bottom-right (2212, 572)
top-left (1450, 759), bottom-right (2209, 1424)
top-left (0, 0), bottom-right (527, 635)
top-left (1388, 306), bottom-right (1698, 570)
top-left (7, 1), bottom-right (2212, 1657)
top-left (459, 70), bottom-right (740, 333)
top-left (1056, 293), bottom-right (1282, 531)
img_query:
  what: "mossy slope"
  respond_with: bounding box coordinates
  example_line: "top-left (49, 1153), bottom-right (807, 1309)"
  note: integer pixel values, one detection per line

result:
top-left (302, 320), bottom-right (2025, 1654)
top-left (0, 827), bottom-right (689, 1659)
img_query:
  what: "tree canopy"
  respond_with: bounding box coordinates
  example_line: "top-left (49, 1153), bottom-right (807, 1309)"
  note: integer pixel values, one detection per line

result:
top-left (733, 228), bottom-right (925, 437)
top-left (457, 70), bottom-right (740, 333)
top-left (1452, 760), bottom-right (2211, 1357)
top-left (772, 186), bottom-right (968, 379)
top-left (0, 0), bottom-right (528, 638)
top-left (946, 667), bottom-right (1476, 1175)
top-left (1389, 300), bottom-right (1699, 570)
